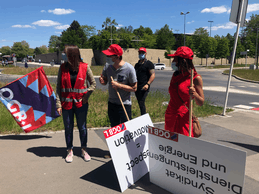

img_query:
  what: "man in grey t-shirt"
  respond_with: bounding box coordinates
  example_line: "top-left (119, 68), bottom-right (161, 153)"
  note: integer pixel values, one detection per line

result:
top-left (99, 44), bottom-right (137, 127)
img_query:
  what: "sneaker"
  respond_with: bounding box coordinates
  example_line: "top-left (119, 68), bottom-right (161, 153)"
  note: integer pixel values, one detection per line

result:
top-left (81, 150), bottom-right (91, 162)
top-left (65, 150), bottom-right (73, 163)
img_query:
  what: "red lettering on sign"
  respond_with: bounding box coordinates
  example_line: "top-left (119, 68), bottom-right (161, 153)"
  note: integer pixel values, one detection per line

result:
top-left (148, 126), bottom-right (178, 142)
top-left (103, 123), bottom-right (127, 139)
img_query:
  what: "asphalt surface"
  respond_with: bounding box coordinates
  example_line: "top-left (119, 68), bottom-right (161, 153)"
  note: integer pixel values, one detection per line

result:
top-left (0, 62), bottom-right (258, 194)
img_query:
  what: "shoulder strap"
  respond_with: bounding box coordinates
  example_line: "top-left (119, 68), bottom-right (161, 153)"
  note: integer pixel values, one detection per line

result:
top-left (176, 83), bottom-right (189, 111)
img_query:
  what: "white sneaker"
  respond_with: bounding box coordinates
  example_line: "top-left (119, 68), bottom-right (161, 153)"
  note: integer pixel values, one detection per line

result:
top-left (65, 150), bottom-right (73, 163)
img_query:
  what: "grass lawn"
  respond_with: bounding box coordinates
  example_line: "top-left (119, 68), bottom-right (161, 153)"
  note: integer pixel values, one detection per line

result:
top-left (207, 64), bottom-right (248, 69)
top-left (223, 69), bottom-right (259, 82)
top-left (0, 65), bottom-right (104, 76)
top-left (0, 81), bottom-right (232, 134)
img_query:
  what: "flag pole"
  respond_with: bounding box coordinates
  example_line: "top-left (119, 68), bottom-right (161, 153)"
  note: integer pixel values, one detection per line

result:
top-left (189, 69), bottom-right (193, 137)
top-left (110, 76), bottom-right (130, 121)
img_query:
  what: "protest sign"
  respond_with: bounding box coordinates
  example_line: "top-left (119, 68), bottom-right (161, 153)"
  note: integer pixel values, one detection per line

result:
top-left (148, 126), bottom-right (246, 194)
top-left (0, 67), bottom-right (60, 132)
top-left (103, 114), bottom-right (153, 192)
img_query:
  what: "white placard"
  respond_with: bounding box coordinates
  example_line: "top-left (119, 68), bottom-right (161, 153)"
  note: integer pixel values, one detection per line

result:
top-left (103, 114), bottom-right (153, 192)
top-left (148, 126), bottom-right (246, 194)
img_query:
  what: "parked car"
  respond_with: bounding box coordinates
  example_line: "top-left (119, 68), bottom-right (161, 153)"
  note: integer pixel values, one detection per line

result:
top-left (154, 63), bottom-right (166, 70)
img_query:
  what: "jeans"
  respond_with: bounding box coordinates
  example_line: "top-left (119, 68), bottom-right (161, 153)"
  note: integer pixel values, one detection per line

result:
top-left (62, 103), bottom-right (89, 150)
top-left (135, 89), bottom-right (149, 115)
top-left (108, 101), bottom-right (132, 127)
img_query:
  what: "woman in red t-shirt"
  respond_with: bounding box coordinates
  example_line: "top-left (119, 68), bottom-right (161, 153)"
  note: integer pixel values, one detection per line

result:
top-left (165, 46), bottom-right (204, 137)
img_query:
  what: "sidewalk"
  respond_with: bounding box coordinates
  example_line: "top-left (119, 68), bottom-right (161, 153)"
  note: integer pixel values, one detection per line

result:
top-left (0, 109), bottom-right (258, 194)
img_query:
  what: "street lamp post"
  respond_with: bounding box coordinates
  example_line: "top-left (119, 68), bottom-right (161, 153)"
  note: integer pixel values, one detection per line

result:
top-left (180, 11), bottom-right (190, 46)
top-left (256, 28), bottom-right (259, 69)
top-left (208, 21), bottom-right (213, 37)
top-left (110, 24), bottom-right (113, 45)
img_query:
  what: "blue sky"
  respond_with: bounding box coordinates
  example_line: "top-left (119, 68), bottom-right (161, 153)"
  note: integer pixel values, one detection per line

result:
top-left (0, 0), bottom-right (259, 49)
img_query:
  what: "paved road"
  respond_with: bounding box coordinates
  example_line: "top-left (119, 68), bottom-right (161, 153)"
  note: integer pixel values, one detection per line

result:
top-left (0, 109), bottom-right (258, 194)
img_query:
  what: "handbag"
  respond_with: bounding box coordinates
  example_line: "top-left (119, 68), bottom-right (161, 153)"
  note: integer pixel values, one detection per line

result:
top-left (176, 83), bottom-right (202, 138)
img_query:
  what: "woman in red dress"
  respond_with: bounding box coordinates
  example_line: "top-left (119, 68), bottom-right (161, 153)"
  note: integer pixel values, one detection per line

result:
top-left (165, 46), bottom-right (204, 137)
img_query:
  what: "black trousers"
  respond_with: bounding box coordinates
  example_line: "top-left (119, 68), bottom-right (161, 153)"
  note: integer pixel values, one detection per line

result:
top-left (108, 101), bottom-right (132, 127)
top-left (135, 89), bottom-right (149, 115)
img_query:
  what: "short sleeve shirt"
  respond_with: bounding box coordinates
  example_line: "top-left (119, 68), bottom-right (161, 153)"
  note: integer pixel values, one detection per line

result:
top-left (134, 59), bottom-right (154, 89)
top-left (102, 62), bottom-right (137, 105)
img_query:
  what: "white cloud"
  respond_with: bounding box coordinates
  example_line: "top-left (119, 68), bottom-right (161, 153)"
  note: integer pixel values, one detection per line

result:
top-left (48, 8), bottom-right (75, 15)
top-left (116, 24), bottom-right (123, 29)
top-left (201, 6), bottom-right (228, 14)
top-left (12, 24), bottom-right (36, 29)
top-left (41, 10), bottom-right (46, 13)
top-left (187, 20), bottom-right (194, 24)
top-left (32, 20), bottom-right (61, 27)
top-left (55, 31), bottom-right (62, 35)
top-left (207, 22), bottom-right (236, 31)
top-left (247, 3), bottom-right (259, 13)
top-left (55, 25), bottom-right (70, 30)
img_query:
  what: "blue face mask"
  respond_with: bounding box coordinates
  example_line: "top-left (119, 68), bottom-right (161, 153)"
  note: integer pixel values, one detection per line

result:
top-left (62, 53), bottom-right (68, 62)
top-left (139, 54), bottom-right (145, 60)
top-left (106, 57), bottom-right (114, 65)
top-left (171, 62), bottom-right (178, 71)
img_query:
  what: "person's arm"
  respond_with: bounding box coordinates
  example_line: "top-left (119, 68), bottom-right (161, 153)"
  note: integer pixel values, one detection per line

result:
top-left (111, 81), bottom-right (137, 92)
top-left (56, 66), bottom-right (62, 115)
top-left (142, 69), bottom-right (155, 90)
top-left (189, 76), bottom-right (204, 106)
top-left (99, 65), bottom-right (108, 85)
top-left (83, 67), bottom-right (96, 104)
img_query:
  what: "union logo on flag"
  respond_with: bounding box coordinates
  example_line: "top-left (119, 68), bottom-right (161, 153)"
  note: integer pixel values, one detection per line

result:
top-left (0, 67), bottom-right (60, 133)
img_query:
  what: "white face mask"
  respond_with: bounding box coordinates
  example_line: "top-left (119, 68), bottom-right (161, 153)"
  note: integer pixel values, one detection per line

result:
top-left (171, 62), bottom-right (178, 71)
top-left (106, 57), bottom-right (114, 65)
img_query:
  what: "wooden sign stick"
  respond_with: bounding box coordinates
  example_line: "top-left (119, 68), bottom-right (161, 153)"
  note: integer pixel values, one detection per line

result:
top-left (111, 76), bottom-right (130, 121)
top-left (189, 69), bottom-right (194, 137)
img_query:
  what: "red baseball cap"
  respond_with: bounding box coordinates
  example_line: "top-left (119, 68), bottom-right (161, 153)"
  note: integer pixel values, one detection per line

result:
top-left (102, 44), bottom-right (123, 56)
top-left (138, 47), bottom-right (146, 53)
top-left (167, 46), bottom-right (193, 60)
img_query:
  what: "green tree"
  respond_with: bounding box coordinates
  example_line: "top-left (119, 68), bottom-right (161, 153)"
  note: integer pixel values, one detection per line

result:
top-left (133, 26), bottom-right (145, 38)
top-left (144, 27), bottom-right (153, 35)
top-left (174, 34), bottom-right (184, 49)
top-left (89, 30), bottom-right (111, 50)
top-left (0, 46), bottom-right (11, 56)
top-left (11, 41), bottom-right (30, 59)
top-left (34, 47), bottom-right (42, 55)
top-left (241, 14), bottom-right (259, 63)
top-left (235, 39), bottom-right (245, 64)
top-left (118, 33), bottom-right (131, 48)
top-left (102, 17), bottom-right (118, 30)
top-left (48, 35), bottom-right (61, 53)
top-left (193, 27), bottom-right (209, 52)
top-left (185, 36), bottom-right (195, 51)
top-left (164, 47), bottom-right (172, 59)
top-left (60, 20), bottom-right (87, 50)
top-left (141, 33), bottom-right (156, 49)
top-left (196, 36), bottom-right (214, 66)
top-left (164, 47), bottom-right (172, 66)
top-left (225, 33), bottom-right (234, 60)
top-left (39, 45), bottom-right (48, 54)
top-left (215, 37), bottom-right (230, 65)
top-left (155, 24), bottom-right (175, 49)
top-left (81, 25), bottom-right (96, 40)
top-left (210, 37), bottom-right (218, 60)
